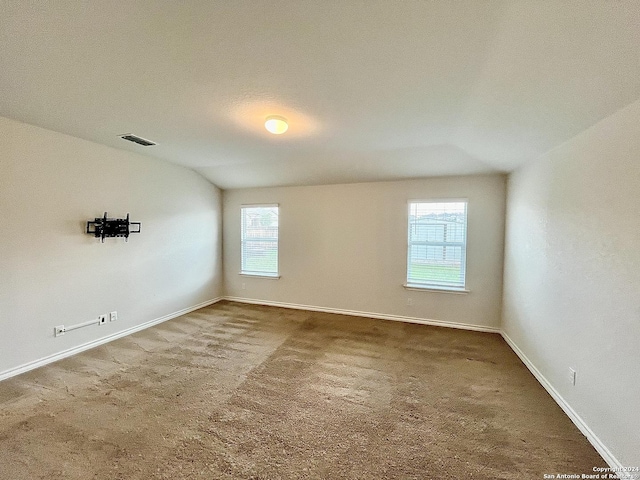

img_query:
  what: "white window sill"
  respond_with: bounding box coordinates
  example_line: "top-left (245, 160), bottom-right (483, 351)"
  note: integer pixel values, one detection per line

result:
top-left (240, 272), bottom-right (281, 279)
top-left (403, 284), bottom-right (469, 294)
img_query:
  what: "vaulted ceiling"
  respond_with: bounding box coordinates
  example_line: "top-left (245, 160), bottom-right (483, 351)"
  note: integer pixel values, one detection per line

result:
top-left (1, 1), bottom-right (639, 188)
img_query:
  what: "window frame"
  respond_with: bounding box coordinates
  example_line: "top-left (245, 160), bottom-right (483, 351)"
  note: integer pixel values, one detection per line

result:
top-left (240, 204), bottom-right (280, 279)
top-left (404, 199), bottom-right (469, 293)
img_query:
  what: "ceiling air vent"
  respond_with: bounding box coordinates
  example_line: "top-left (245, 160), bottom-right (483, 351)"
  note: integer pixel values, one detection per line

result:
top-left (119, 134), bottom-right (157, 146)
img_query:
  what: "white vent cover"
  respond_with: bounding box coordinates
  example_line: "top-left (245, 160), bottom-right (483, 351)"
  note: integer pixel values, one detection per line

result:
top-left (119, 134), bottom-right (157, 146)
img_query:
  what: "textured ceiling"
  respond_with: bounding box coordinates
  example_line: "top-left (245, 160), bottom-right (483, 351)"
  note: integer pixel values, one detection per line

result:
top-left (1, 1), bottom-right (639, 189)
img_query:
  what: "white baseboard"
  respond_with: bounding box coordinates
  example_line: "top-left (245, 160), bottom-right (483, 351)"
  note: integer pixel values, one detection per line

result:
top-left (223, 296), bottom-right (500, 333)
top-left (501, 331), bottom-right (628, 477)
top-left (0, 297), bottom-right (224, 382)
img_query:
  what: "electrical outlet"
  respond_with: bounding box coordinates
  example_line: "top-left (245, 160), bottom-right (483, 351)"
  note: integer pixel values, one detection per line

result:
top-left (569, 367), bottom-right (576, 386)
top-left (110, 311), bottom-right (117, 322)
top-left (98, 314), bottom-right (108, 325)
top-left (407, 298), bottom-right (413, 306)
top-left (242, 283), bottom-right (246, 290)
top-left (54, 325), bottom-right (66, 337)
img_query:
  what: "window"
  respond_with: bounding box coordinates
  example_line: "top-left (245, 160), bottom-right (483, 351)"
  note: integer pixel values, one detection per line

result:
top-left (241, 205), bottom-right (279, 277)
top-left (406, 200), bottom-right (467, 291)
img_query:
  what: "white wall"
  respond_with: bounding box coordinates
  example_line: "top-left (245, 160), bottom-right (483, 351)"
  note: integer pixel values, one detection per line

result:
top-left (223, 175), bottom-right (506, 330)
top-left (502, 99), bottom-right (640, 466)
top-left (0, 116), bottom-right (223, 377)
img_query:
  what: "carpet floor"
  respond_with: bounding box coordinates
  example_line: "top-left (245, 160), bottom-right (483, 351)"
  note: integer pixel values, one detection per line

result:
top-left (0, 301), bottom-right (604, 479)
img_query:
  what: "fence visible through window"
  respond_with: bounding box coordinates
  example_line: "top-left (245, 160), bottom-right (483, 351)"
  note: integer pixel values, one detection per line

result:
top-left (241, 205), bottom-right (279, 276)
top-left (407, 201), bottom-right (467, 289)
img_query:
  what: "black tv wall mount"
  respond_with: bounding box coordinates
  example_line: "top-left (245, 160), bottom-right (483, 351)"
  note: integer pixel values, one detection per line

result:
top-left (86, 212), bottom-right (141, 243)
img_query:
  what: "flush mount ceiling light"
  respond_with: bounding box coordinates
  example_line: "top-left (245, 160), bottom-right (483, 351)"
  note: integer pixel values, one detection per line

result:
top-left (264, 115), bottom-right (289, 135)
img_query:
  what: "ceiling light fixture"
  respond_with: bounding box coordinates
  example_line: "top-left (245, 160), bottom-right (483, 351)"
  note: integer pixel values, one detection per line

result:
top-left (264, 115), bottom-right (288, 135)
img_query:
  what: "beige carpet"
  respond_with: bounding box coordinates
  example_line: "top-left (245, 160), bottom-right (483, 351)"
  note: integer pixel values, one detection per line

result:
top-left (0, 301), bottom-right (604, 479)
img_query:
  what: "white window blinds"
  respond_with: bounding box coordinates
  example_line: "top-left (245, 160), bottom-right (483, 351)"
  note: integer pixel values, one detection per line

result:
top-left (407, 201), bottom-right (467, 289)
top-left (241, 205), bottom-right (279, 276)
